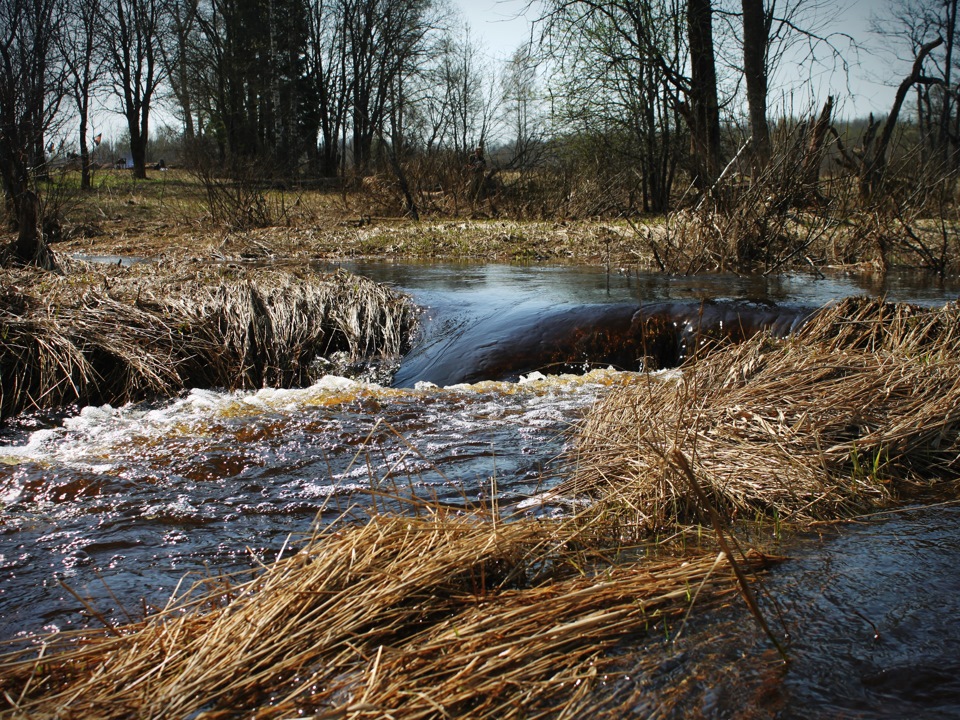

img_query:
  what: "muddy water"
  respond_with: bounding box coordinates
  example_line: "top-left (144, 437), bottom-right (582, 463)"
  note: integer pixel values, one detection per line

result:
top-left (2, 263), bottom-right (959, 717)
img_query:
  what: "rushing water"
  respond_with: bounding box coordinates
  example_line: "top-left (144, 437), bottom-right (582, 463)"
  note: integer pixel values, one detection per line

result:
top-left (2, 262), bottom-right (959, 716)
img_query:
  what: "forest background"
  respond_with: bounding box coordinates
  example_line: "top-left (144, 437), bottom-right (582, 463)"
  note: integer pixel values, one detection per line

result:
top-left (3, 0), bottom-right (960, 275)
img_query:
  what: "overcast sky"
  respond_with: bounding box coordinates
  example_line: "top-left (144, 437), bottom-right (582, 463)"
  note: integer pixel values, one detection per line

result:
top-left (452, 0), bottom-right (903, 120)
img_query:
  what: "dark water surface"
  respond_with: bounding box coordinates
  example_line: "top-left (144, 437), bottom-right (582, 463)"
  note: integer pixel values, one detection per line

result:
top-left (2, 262), bottom-right (960, 717)
top-left (771, 505), bottom-right (960, 719)
top-left (345, 262), bottom-right (960, 385)
top-left (594, 505), bottom-right (960, 719)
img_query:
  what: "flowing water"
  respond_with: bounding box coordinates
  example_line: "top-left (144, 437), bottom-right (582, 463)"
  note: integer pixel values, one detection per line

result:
top-left (2, 261), bottom-right (959, 716)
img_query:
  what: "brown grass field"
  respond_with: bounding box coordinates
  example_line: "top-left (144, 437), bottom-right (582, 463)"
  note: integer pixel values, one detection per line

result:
top-left (47, 168), bottom-right (650, 267)
top-left (38, 165), bottom-right (942, 273)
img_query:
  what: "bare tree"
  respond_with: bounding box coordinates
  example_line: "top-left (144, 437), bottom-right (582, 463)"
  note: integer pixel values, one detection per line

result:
top-left (740, 0), bottom-right (859, 162)
top-left (62, 0), bottom-right (104, 189)
top-left (407, 14), bottom-right (502, 157)
top-left (741, 0), bottom-right (771, 170)
top-left (875, 0), bottom-right (960, 167)
top-left (100, 0), bottom-right (167, 178)
top-left (536, 0), bottom-right (688, 209)
top-left (502, 45), bottom-right (545, 169)
top-left (303, 0), bottom-right (350, 177)
top-left (835, 36), bottom-right (945, 196)
top-left (537, 0), bottom-right (723, 192)
top-left (0, 0), bottom-right (64, 268)
top-left (158, 0), bottom-right (199, 142)
top-left (345, 0), bottom-right (437, 174)
top-left (450, 25), bottom-right (490, 154)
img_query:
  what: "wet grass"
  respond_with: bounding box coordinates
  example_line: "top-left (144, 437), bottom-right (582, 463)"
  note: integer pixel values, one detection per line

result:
top-left (557, 297), bottom-right (960, 532)
top-left (0, 259), bottom-right (417, 421)
top-left (0, 504), bottom-right (778, 719)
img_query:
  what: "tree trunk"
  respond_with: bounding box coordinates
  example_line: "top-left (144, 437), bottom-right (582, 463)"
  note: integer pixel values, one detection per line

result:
top-left (798, 95), bottom-right (833, 202)
top-left (129, 119), bottom-right (148, 179)
top-left (687, 0), bottom-right (722, 191)
top-left (940, 0), bottom-right (957, 164)
top-left (79, 115), bottom-right (92, 190)
top-left (319, 135), bottom-right (340, 178)
top-left (742, 0), bottom-right (770, 173)
top-left (10, 189), bottom-right (55, 270)
top-left (14, 190), bottom-right (40, 258)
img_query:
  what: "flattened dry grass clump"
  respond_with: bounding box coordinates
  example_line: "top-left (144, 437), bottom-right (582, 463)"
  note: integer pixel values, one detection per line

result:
top-left (559, 297), bottom-right (960, 532)
top-left (0, 260), bottom-right (416, 421)
top-left (0, 511), bottom-right (775, 719)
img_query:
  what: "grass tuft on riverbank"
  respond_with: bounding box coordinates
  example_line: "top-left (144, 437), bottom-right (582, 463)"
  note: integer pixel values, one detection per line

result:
top-left (559, 297), bottom-right (960, 533)
top-left (0, 509), bottom-right (777, 718)
top-left (0, 259), bottom-right (416, 421)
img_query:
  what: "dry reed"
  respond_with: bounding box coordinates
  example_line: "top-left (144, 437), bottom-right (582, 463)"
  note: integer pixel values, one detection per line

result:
top-left (558, 297), bottom-right (960, 532)
top-left (0, 510), bottom-right (775, 718)
top-left (0, 260), bottom-right (416, 421)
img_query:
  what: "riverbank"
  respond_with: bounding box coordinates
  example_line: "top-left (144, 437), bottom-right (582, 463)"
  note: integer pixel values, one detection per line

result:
top-left (2, 296), bottom-right (959, 718)
top-left (43, 169), bottom-right (645, 266)
top-left (0, 259), bottom-right (416, 422)
top-left (40, 168), bottom-right (899, 273)
top-left (559, 297), bottom-right (960, 530)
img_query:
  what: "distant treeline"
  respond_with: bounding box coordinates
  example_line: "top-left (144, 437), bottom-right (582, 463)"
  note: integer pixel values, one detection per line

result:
top-left (4, 0), bottom-right (960, 264)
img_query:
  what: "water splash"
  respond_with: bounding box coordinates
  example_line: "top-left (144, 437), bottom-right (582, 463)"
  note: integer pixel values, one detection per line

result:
top-left (0, 369), bottom-right (633, 643)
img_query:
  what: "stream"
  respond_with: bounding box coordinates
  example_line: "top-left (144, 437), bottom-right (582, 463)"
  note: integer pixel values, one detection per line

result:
top-left (1, 261), bottom-right (959, 716)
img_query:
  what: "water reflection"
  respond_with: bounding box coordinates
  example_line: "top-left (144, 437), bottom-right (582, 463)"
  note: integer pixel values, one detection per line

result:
top-left (339, 261), bottom-right (960, 308)
top-left (339, 263), bottom-right (959, 388)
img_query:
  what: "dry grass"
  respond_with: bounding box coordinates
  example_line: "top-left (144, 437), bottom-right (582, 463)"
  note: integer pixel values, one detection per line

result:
top-left (0, 509), bottom-right (776, 719)
top-left (0, 259), bottom-right (416, 420)
top-left (42, 168), bottom-right (645, 267)
top-left (558, 297), bottom-right (960, 533)
top-left (20, 163), bottom-right (960, 273)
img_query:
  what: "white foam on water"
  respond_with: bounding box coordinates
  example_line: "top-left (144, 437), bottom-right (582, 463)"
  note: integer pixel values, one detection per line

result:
top-left (0, 376), bottom-right (382, 463)
top-left (518, 371), bottom-right (548, 384)
top-left (0, 367), bottom-right (662, 480)
top-left (299, 481), bottom-right (369, 498)
top-left (0, 427), bottom-right (63, 462)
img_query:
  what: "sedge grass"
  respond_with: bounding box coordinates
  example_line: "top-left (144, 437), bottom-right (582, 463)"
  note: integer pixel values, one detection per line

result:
top-left (557, 297), bottom-right (960, 532)
top-left (0, 508), bottom-right (776, 719)
top-left (0, 259), bottom-right (416, 421)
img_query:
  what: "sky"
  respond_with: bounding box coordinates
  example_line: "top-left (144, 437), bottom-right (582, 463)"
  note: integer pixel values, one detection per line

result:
top-left (453, 0), bottom-right (903, 120)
